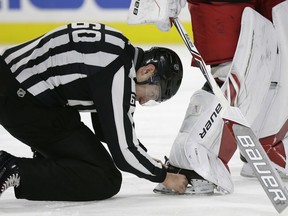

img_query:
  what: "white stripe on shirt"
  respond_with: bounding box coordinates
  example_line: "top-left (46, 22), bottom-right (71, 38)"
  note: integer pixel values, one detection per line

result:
top-left (3, 25), bottom-right (68, 64)
top-left (16, 51), bottom-right (117, 83)
top-left (27, 73), bottom-right (87, 96)
top-left (10, 34), bottom-right (70, 73)
top-left (111, 66), bottom-right (161, 175)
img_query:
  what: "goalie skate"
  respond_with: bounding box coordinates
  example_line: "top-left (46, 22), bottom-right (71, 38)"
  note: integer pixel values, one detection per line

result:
top-left (153, 179), bottom-right (216, 195)
top-left (153, 161), bottom-right (229, 195)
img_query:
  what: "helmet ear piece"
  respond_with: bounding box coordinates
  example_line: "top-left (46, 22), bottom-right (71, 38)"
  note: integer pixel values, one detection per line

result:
top-left (142, 47), bottom-right (183, 102)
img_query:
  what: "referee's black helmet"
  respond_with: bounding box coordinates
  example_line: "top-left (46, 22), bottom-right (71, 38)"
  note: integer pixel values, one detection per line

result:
top-left (141, 47), bottom-right (183, 102)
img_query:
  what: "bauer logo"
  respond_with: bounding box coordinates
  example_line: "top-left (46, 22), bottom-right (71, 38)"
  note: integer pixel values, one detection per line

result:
top-left (0, 0), bottom-right (130, 10)
top-left (199, 103), bottom-right (222, 139)
top-left (237, 135), bottom-right (288, 203)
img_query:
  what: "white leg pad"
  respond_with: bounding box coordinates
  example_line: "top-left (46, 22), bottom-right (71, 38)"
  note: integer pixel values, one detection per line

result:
top-left (169, 90), bottom-right (233, 193)
top-left (222, 7), bottom-right (278, 129)
top-left (254, 1), bottom-right (288, 138)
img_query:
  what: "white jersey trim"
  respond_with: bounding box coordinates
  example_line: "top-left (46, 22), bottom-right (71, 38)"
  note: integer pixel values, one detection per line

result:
top-left (111, 66), bottom-right (160, 175)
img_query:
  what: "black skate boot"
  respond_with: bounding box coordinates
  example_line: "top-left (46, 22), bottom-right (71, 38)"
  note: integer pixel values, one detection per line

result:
top-left (0, 151), bottom-right (20, 196)
top-left (153, 157), bottom-right (216, 195)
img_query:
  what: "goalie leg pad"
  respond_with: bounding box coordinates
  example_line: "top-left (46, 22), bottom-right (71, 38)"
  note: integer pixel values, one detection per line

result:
top-left (168, 89), bottom-right (235, 193)
top-left (232, 1), bottom-right (288, 180)
top-left (221, 7), bottom-right (278, 127)
top-left (240, 1), bottom-right (288, 173)
top-left (256, 1), bottom-right (288, 172)
top-left (256, 1), bottom-right (288, 137)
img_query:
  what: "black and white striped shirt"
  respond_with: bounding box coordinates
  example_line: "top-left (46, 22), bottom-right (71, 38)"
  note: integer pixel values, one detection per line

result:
top-left (1, 22), bottom-right (166, 182)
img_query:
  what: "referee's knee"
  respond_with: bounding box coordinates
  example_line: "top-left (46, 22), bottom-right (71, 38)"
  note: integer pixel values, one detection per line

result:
top-left (86, 169), bottom-right (122, 201)
top-left (109, 170), bottom-right (122, 198)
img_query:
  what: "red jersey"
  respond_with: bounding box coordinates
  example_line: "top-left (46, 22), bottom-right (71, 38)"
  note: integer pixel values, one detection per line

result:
top-left (187, 0), bottom-right (284, 65)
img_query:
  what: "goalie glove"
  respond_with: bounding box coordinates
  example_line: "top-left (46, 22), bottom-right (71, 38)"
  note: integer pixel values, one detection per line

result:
top-left (127, 0), bottom-right (186, 32)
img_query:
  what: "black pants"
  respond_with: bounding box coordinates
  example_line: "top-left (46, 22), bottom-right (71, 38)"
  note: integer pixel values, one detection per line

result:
top-left (0, 61), bottom-right (122, 201)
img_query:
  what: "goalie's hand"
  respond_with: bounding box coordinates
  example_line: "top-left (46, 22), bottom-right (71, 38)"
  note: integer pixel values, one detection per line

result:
top-left (127, 0), bottom-right (186, 32)
top-left (156, 0), bottom-right (186, 31)
top-left (162, 172), bottom-right (188, 193)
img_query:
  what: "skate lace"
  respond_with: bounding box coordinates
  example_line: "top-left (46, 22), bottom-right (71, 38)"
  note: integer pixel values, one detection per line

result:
top-left (1, 167), bottom-right (20, 193)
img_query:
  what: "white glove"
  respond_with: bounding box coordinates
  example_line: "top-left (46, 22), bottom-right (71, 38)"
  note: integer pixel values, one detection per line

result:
top-left (127, 0), bottom-right (186, 32)
top-left (168, 0), bottom-right (186, 17)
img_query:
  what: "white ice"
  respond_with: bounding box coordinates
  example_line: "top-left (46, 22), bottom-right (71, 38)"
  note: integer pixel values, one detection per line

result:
top-left (0, 45), bottom-right (287, 216)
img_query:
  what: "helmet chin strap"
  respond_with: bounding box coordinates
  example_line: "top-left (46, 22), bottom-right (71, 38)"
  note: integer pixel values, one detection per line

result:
top-left (133, 73), bottom-right (161, 85)
top-left (133, 78), bottom-right (150, 85)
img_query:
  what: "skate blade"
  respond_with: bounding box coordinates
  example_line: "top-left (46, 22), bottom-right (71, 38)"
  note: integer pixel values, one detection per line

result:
top-left (153, 183), bottom-right (215, 196)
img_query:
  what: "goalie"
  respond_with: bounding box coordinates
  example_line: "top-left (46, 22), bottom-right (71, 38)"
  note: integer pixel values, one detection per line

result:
top-left (128, 0), bottom-right (288, 194)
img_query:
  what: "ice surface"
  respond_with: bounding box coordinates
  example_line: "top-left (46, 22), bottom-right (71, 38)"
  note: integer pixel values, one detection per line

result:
top-left (0, 45), bottom-right (287, 216)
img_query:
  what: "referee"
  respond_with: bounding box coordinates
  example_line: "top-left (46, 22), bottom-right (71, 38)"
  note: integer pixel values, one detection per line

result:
top-left (0, 22), bottom-right (187, 201)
